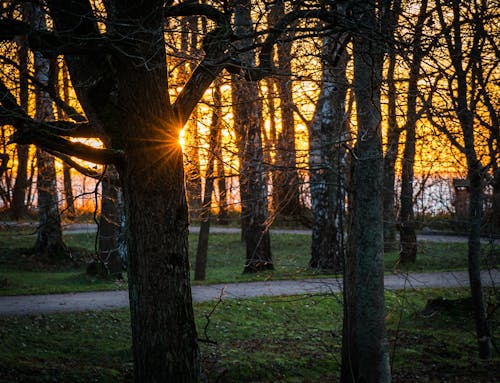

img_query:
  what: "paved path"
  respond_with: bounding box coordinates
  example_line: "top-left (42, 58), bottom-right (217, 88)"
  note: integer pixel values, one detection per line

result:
top-left (0, 270), bottom-right (498, 316)
top-left (3, 222), bottom-right (498, 244)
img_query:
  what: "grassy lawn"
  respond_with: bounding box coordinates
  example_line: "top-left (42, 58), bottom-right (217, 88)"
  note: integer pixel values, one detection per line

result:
top-left (0, 228), bottom-right (498, 296)
top-left (0, 288), bottom-right (498, 382)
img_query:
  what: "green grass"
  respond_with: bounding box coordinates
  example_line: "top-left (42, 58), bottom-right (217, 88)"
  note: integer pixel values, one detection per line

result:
top-left (0, 288), bottom-right (498, 382)
top-left (0, 229), bottom-right (498, 296)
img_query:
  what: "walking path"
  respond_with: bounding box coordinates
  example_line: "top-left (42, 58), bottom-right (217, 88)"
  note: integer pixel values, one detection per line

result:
top-left (0, 270), bottom-right (498, 316)
top-left (3, 222), bottom-right (498, 243)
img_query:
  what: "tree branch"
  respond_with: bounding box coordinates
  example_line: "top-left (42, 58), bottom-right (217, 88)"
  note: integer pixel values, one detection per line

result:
top-left (11, 127), bottom-right (124, 165)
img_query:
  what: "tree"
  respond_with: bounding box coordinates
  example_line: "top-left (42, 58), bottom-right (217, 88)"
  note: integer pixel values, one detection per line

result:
top-left (429, 0), bottom-right (494, 359)
top-left (308, 27), bottom-right (349, 271)
top-left (194, 78), bottom-right (222, 280)
top-left (269, 0), bottom-right (301, 217)
top-left (231, 0), bottom-right (273, 273)
top-left (398, 0), bottom-right (428, 264)
top-left (30, 1), bottom-right (66, 260)
top-left (1, 1), bottom-right (336, 380)
top-left (381, 0), bottom-right (402, 251)
top-left (341, 0), bottom-right (391, 381)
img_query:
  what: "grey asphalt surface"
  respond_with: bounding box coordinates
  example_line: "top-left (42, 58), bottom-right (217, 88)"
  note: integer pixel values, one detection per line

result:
top-left (0, 270), bottom-right (498, 316)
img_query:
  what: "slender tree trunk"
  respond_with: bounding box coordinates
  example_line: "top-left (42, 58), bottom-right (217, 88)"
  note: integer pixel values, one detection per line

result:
top-left (62, 164), bottom-right (75, 216)
top-left (97, 172), bottom-right (123, 278)
top-left (381, 0), bottom-right (402, 252)
top-left (341, 1), bottom-right (391, 382)
top-left (232, 0), bottom-right (272, 273)
top-left (269, 0), bottom-right (301, 217)
top-left (59, 64), bottom-right (76, 217)
top-left (383, 49), bottom-right (400, 251)
top-left (436, 0), bottom-right (492, 359)
top-left (309, 32), bottom-right (349, 272)
top-left (398, 0), bottom-right (426, 264)
top-left (11, 16), bottom-right (30, 220)
top-left (194, 80), bottom-right (222, 280)
top-left (31, 3), bottom-right (66, 259)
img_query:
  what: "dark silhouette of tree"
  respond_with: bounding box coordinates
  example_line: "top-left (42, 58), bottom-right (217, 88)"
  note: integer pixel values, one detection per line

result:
top-left (341, 0), bottom-right (392, 381)
top-left (398, 0), bottom-right (428, 264)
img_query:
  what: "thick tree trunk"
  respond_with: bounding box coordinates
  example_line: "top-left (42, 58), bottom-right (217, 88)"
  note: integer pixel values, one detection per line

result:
top-left (341, 1), bottom-right (391, 382)
top-left (122, 143), bottom-right (199, 382)
top-left (232, 0), bottom-right (273, 273)
top-left (309, 33), bottom-right (349, 272)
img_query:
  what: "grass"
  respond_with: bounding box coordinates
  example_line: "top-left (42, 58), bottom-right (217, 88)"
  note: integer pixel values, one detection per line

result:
top-left (0, 288), bottom-right (498, 382)
top-left (0, 228), bottom-right (498, 296)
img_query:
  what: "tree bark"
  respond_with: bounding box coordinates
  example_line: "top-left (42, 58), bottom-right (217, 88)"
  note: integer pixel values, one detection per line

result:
top-left (232, 0), bottom-right (273, 273)
top-left (309, 32), bottom-right (349, 272)
top-left (341, 1), bottom-right (391, 382)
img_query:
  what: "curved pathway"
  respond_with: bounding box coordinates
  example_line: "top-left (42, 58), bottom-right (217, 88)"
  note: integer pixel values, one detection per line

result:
top-left (0, 269), bottom-right (498, 316)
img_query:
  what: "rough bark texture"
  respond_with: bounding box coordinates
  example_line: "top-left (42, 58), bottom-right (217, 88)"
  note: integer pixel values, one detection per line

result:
top-left (232, 0), bottom-right (273, 273)
top-left (308, 32), bottom-right (349, 272)
top-left (341, 1), bottom-right (391, 382)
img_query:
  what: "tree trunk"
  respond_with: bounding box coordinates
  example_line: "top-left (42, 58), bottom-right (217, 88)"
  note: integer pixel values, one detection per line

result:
top-left (341, 1), bottom-right (391, 382)
top-left (232, 0), bottom-right (273, 273)
top-left (309, 32), bottom-right (349, 272)
top-left (398, 0), bottom-right (427, 265)
top-left (96, 173), bottom-right (123, 278)
top-left (436, 0), bottom-right (492, 359)
top-left (269, 0), bottom-right (301, 217)
top-left (11, 20), bottom-right (30, 220)
top-left (31, 2), bottom-right (66, 260)
top-left (59, 63), bottom-right (76, 217)
top-left (62, 164), bottom-right (76, 216)
top-left (382, 48), bottom-right (400, 251)
top-left (122, 143), bottom-right (199, 382)
top-left (194, 80), bottom-right (221, 280)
